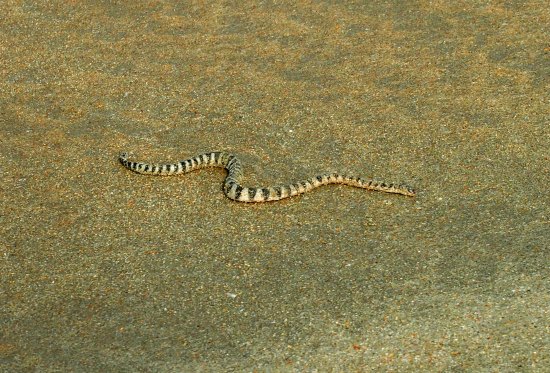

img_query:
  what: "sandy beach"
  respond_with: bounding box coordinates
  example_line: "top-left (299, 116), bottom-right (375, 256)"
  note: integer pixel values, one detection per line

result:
top-left (1, 1), bottom-right (548, 371)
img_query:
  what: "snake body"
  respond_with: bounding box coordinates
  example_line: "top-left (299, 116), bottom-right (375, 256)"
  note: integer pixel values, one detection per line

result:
top-left (119, 152), bottom-right (415, 202)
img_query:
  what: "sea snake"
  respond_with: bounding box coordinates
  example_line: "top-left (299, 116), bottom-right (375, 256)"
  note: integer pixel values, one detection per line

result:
top-left (119, 152), bottom-right (416, 202)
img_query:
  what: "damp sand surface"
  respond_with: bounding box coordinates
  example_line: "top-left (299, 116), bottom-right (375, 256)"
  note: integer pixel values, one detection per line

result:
top-left (1, 2), bottom-right (549, 371)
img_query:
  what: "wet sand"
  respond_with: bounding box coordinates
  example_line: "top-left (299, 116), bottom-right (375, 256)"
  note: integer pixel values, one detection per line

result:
top-left (1, 1), bottom-right (548, 371)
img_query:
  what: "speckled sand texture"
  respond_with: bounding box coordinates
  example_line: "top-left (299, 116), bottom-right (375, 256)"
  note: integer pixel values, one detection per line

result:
top-left (1, 1), bottom-right (548, 371)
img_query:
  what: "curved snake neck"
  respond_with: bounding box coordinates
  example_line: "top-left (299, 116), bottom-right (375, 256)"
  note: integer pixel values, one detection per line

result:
top-left (119, 151), bottom-right (415, 203)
